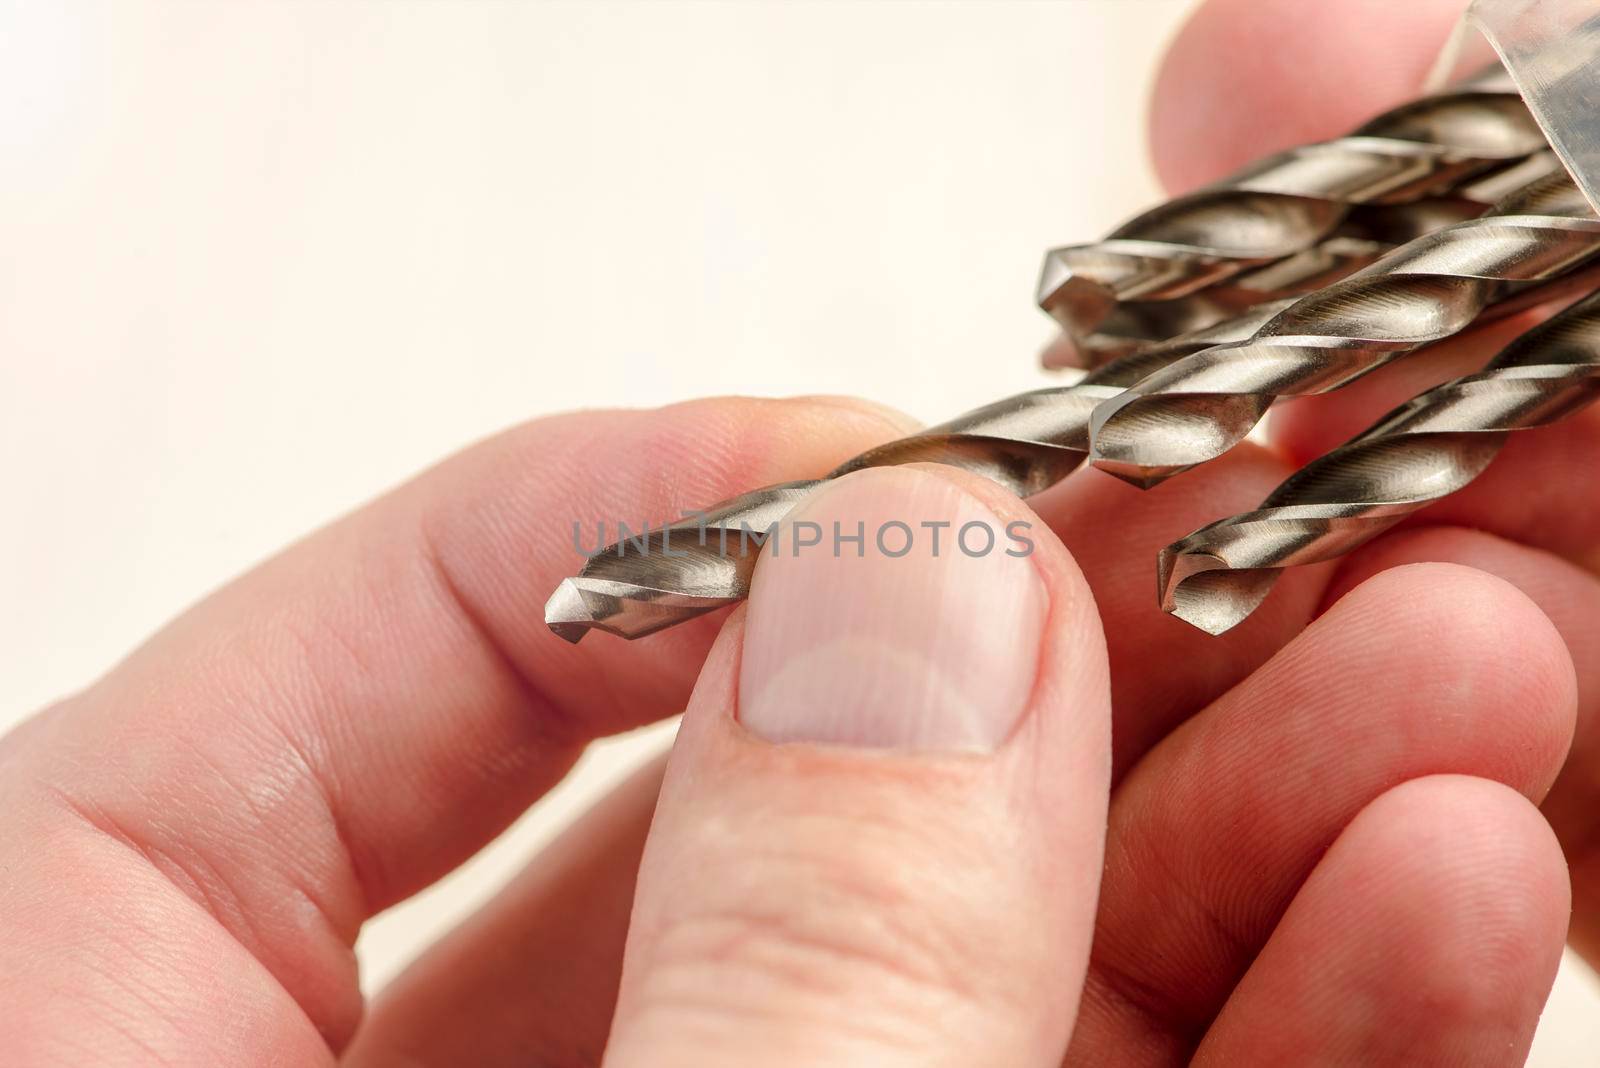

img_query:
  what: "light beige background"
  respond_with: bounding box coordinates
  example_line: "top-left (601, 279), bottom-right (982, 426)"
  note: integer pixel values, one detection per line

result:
top-left (2, 1), bottom-right (1595, 1060)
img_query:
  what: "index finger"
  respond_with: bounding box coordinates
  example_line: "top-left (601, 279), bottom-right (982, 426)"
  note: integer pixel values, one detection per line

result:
top-left (2, 395), bottom-right (911, 1053)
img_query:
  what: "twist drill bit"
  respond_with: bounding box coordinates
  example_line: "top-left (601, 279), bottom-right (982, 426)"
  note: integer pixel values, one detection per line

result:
top-left (1038, 75), bottom-right (1548, 368)
top-left (1042, 199), bottom-right (1470, 368)
top-left (1157, 288), bottom-right (1600, 636)
top-left (1086, 169), bottom-right (1600, 490)
top-left (1043, 156), bottom-right (1563, 369)
top-left (544, 305), bottom-right (1285, 643)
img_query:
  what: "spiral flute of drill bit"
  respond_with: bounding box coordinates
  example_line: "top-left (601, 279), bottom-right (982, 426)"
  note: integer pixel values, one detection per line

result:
top-left (1037, 78), bottom-right (1548, 368)
top-left (543, 305), bottom-right (1285, 643)
top-left (1042, 156), bottom-right (1561, 369)
top-left (1156, 289), bottom-right (1600, 636)
top-left (1086, 171), bottom-right (1600, 490)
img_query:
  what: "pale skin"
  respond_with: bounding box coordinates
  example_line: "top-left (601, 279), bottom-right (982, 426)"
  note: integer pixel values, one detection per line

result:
top-left (5, 1), bottom-right (1598, 1064)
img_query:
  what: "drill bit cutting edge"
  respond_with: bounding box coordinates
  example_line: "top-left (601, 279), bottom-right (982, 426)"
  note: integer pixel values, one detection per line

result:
top-left (1157, 288), bottom-right (1600, 637)
top-left (1086, 169), bottom-right (1600, 490)
top-left (545, 305), bottom-right (1283, 643)
top-left (1037, 76), bottom-right (1548, 367)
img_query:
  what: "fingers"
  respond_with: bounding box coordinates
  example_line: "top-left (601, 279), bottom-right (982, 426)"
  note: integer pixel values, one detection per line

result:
top-left (1193, 776), bottom-right (1569, 1066)
top-left (1150, 0), bottom-right (1471, 193)
top-left (2, 395), bottom-right (911, 1052)
top-left (606, 465), bottom-right (1111, 1067)
top-left (348, 451), bottom-right (1312, 1066)
top-left (345, 755), bottom-right (666, 1068)
top-left (1325, 527), bottom-right (1600, 964)
top-left (1065, 564), bottom-right (1575, 1065)
top-left (1030, 445), bottom-right (1328, 779)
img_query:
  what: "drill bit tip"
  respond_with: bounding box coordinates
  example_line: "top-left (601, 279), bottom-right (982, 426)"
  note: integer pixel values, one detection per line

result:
top-left (1158, 530), bottom-right (1282, 636)
top-left (1089, 453), bottom-right (1187, 491)
top-left (545, 574), bottom-right (732, 643)
top-left (545, 579), bottom-right (599, 644)
top-left (1036, 248), bottom-right (1115, 336)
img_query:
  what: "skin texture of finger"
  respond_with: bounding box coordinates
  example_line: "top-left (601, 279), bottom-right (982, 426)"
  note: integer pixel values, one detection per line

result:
top-left (344, 755), bottom-right (667, 1068)
top-left (0, 771), bottom-right (336, 1066)
top-left (0, 395), bottom-right (911, 1059)
top-left (1150, 0), bottom-right (1471, 193)
top-left (1029, 446), bottom-right (1327, 779)
top-left (1193, 776), bottom-right (1569, 1066)
top-left (607, 465), bottom-right (1111, 1067)
top-left (1324, 527), bottom-right (1600, 964)
top-left (1065, 564), bottom-right (1575, 1066)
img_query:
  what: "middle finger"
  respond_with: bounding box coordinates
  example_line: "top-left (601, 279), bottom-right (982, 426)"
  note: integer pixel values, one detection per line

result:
top-left (1065, 563), bottom-right (1574, 1064)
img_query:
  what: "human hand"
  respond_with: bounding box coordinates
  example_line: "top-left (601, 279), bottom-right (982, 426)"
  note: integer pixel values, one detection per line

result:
top-left (1, 388), bottom-right (1573, 1067)
top-left (5, 2), bottom-right (1593, 1066)
top-left (1156, 0), bottom-right (1600, 970)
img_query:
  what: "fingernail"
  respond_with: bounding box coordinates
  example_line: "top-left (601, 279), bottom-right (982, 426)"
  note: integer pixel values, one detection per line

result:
top-left (738, 467), bottom-right (1047, 752)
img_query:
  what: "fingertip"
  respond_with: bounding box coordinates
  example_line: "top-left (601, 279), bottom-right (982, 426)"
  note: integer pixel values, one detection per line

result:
top-left (781, 394), bottom-right (923, 438)
top-left (645, 394), bottom-right (918, 487)
top-left (1150, 0), bottom-right (1471, 193)
top-left (1359, 773), bottom-right (1569, 900)
top-left (899, 462), bottom-right (1103, 655)
top-left (612, 465), bottom-right (1112, 1067)
top-left (1345, 774), bottom-right (1571, 997)
top-left (1195, 773), bottom-right (1568, 1066)
top-left (1320, 562), bottom-right (1578, 791)
top-left (677, 461), bottom-right (1109, 761)
top-left (1344, 561), bottom-right (1576, 692)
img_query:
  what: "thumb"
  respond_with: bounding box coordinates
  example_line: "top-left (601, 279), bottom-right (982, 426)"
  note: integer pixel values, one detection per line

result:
top-left (604, 465), bottom-right (1112, 1068)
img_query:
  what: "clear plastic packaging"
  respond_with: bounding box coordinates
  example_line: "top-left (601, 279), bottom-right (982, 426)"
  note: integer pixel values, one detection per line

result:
top-left (1435, 0), bottom-right (1600, 213)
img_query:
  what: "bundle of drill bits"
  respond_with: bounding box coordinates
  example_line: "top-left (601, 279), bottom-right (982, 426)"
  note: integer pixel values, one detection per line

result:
top-left (1035, 68), bottom-right (1547, 367)
top-left (546, 72), bottom-right (1600, 647)
top-left (1085, 169), bottom-right (1600, 488)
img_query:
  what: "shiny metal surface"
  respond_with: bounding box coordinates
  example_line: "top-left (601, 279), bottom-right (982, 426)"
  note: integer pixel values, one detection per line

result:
top-left (543, 306), bottom-right (1281, 643)
top-left (1158, 289), bottom-right (1600, 636)
top-left (1087, 169), bottom-right (1600, 489)
top-left (1044, 157), bottom-right (1562, 368)
top-left (1038, 80), bottom-right (1549, 368)
top-left (549, 169), bottom-right (1600, 645)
